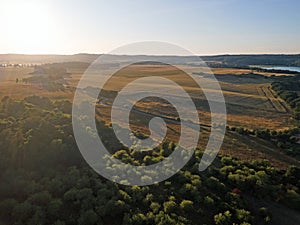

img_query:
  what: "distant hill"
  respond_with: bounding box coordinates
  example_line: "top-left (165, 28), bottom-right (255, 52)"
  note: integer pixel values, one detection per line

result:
top-left (0, 53), bottom-right (99, 64)
top-left (201, 54), bottom-right (300, 67)
top-left (1, 53), bottom-right (300, 67)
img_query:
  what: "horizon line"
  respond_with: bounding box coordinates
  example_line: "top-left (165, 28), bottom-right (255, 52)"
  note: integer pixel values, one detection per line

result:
top-left (1, 52), bottom-right (300, 57)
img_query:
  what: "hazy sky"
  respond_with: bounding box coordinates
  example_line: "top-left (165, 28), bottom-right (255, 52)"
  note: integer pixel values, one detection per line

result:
top-left (1, 0), bottom-right (300, 55)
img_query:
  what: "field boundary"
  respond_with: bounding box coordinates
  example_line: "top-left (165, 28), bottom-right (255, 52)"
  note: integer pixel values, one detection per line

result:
top-left (258, 85), bottom-right (288, 113)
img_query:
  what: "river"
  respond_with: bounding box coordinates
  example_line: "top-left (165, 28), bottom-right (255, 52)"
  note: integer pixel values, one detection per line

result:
top-left (259, 66), bottom-right (300, 73)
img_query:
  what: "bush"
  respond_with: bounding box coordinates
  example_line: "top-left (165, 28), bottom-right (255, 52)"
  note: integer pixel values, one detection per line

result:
top-left (180, 200), bottom-right (193, 212)
top-left (214, 211), bottom-right (232, 225)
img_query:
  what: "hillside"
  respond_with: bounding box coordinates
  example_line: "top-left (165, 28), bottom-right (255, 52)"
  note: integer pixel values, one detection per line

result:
top-left (1, 54), bottom-right (300, 67)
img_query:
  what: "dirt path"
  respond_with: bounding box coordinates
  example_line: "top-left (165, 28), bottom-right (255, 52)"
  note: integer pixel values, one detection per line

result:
top-left (257, 85), bottom-right (288, 113)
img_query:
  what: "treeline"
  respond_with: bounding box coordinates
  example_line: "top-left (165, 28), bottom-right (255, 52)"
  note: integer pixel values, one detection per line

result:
top-left (0, 96), bottom-right (78, 169)
top-left (21, 76), bottom-right (66, 91)
top-left (2, 154), bottom-right (300, 225)
top-left (0, 96), bottom-right (299, 225)
top-left (228, 126), bottom-right (300, 158)
top-left (271, 77), bottom-right (300, 120)
top-left (17, 64), bottom-right (72, 91)
top-left (29, 65), bottom-right (69, 76)
top-left (201, 54), bottom-right (300, 67)
top-left (252, 68), bottom-right (300, 75)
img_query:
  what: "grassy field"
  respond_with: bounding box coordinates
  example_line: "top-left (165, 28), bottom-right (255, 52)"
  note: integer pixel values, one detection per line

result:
top-left (96, 104), bottom-right (299, 169)
top-left (0, 64), bottom-right (292, 129)
top-left (94, 64), bottom-right (291, 130)
top-left (0, 67), bottom-right (74, 100)
top-left (0, 63), bottom-right (297, 169)
top-left (91, 64), bottom-right (296, 168)
top-left (211, 67), bottom-right (293, 77)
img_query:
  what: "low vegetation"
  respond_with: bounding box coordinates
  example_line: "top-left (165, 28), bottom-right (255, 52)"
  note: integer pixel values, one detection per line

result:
top-left (0, 96), bottom-right (299, 225)
top-left (0, 60), bottom-right (300, 224)
top-left (271, 75), bottom-right (300, 122)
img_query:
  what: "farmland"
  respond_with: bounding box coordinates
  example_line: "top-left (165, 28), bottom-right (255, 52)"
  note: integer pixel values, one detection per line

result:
top-left (0, 57), bottom-right (300, 225)
top-left (0, 63), bottom-right (291, 130)
top-left (0, 64), bottom-right (293, 130)
top-left (1, 61), bottom-right (297, 168)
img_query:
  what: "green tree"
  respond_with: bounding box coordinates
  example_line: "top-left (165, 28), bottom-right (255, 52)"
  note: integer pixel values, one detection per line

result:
top-left (163, 200), bottom-right (177, 214)
top-left (180, 200), bottom-right (193, 212)
top-left (214, 211), bottom-right (232, 225)
top-left (150, 202), bottom-right (161, 213)
top-left (78, 210), bottom-right (98, 225)
top-left (236, 209), bottom-right (252, 223)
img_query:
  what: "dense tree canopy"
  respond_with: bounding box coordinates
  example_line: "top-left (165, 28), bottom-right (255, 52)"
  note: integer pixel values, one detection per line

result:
top-left (0, 96), bottom-right (299, 225)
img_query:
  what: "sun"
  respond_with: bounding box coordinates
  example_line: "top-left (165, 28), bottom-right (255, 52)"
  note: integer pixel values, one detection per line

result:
top-left (1, 0), bottom-right (57, 53)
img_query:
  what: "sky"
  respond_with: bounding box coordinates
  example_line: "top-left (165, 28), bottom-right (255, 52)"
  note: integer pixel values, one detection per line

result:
top-left (0, 0), bottom-right (300, 55)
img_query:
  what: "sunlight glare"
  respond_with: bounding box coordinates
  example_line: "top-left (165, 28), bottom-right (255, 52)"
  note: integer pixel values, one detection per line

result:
top-left (1, 0), bottom-right (58, 53)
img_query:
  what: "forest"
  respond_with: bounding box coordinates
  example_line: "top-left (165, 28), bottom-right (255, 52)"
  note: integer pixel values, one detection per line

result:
top-left (0, 96), bottom-right (299, 225)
